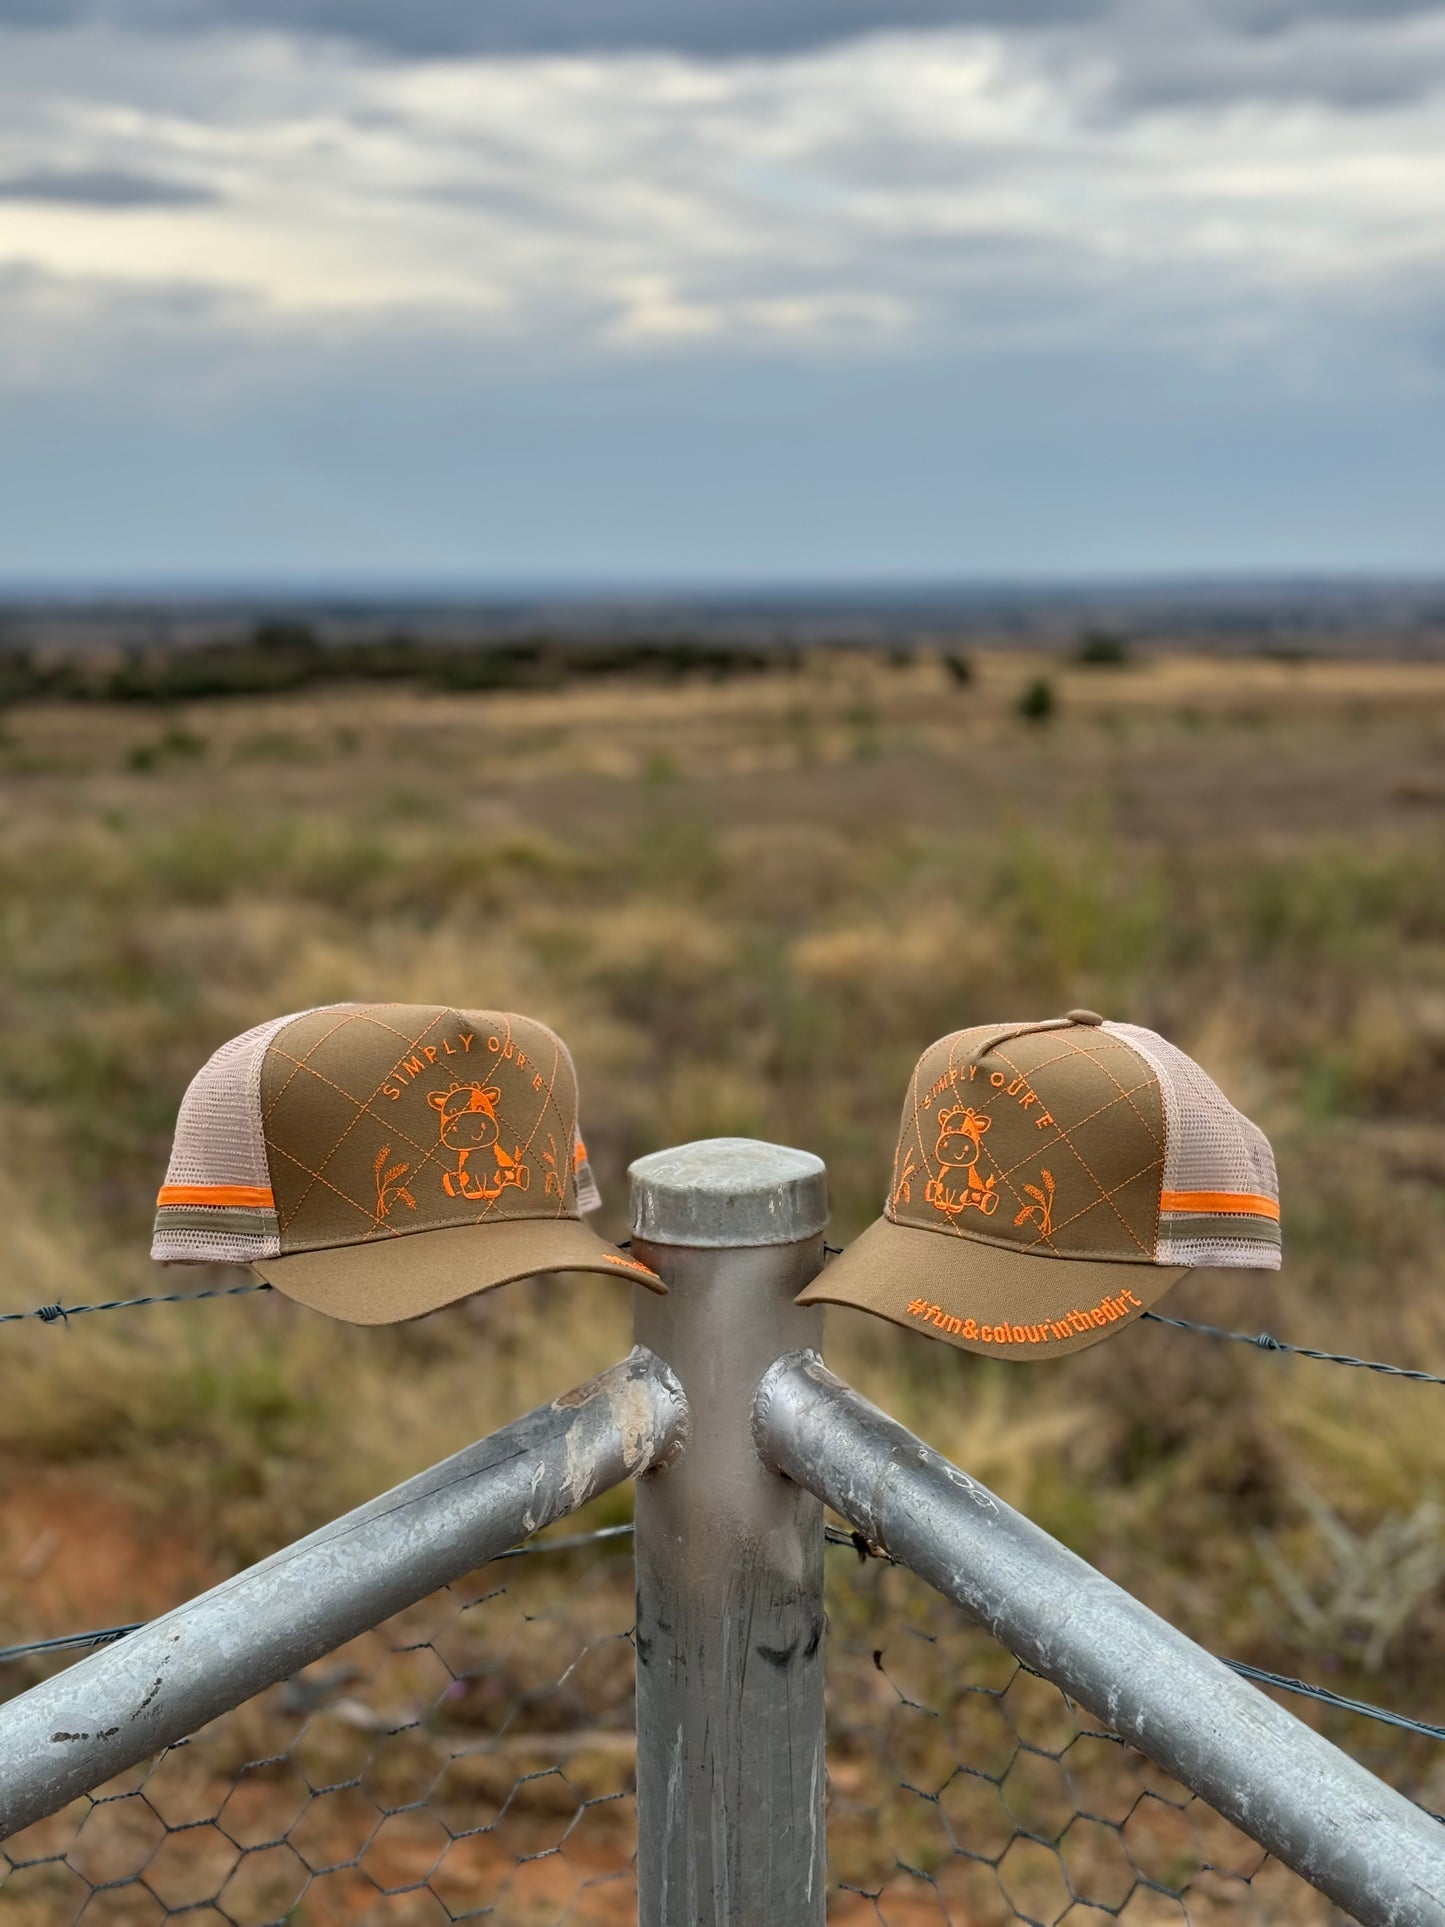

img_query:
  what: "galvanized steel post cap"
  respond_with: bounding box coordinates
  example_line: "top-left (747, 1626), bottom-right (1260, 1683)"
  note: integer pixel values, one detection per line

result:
top-left (629, 1138), bottom-right (829, 1248)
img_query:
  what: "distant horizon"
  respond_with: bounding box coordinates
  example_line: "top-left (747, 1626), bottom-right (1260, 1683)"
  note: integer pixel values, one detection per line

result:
top-left (4, 570), bottom-right (1445, 608)
top-left (7, 571), bottom-right (1444, 666)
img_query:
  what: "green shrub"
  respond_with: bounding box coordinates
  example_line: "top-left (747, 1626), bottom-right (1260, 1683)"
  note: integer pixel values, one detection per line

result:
top-left (1016, 677), bottom-right (1056, 723)
top-left (1074, 630), bottom-right (1132, 667)
top-left (125, 726), bottom-right (207, 773)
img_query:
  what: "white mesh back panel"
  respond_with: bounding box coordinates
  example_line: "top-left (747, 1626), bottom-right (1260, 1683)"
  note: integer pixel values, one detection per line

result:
top-left (1103, 1022), bottom-right (1280, 1271)
top-left (152, 1010), bottom-right (314, 1264)
top-left (555, 1033), bottom-right (603, 1215)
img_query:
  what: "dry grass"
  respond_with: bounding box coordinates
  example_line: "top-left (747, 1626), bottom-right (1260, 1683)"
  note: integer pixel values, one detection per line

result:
top-left (2, 643), bottom-right (1444, 1723)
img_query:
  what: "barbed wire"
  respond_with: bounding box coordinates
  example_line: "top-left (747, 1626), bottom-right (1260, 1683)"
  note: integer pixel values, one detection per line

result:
top-left (2, 1251), bottom-right (1440, 1771)
top-left (0, 1280), bottom-right (272, 1325)
top-left (2, 1259), bottom-right (1442, 1396)
top-left (0, 1622), bottom-right (141, 1665)
top-left (5, 1522), bottom-right (1440, 1766)
top-left (824, 1243), bottom-right (1445, 1385)
top-left (0, 1522), bottom-right (640, 1666)
top-left (1140, 1309), bottom-right (1445, 1385)
top-left (1220, 1660), bottom-right (1445, 1748)
top-left (823, 1529), bottom-right (1445, 1750)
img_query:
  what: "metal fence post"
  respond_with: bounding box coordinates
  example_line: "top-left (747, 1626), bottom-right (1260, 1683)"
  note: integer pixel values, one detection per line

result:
top-left (629, 1138), bottom-right (829, 1927)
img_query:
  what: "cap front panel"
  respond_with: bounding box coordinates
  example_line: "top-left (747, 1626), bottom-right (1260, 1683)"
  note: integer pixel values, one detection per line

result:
top-left (261, 1005), bottom-right (582, 1255)
top-left (889, 1025), bottom-right (1165, 1264)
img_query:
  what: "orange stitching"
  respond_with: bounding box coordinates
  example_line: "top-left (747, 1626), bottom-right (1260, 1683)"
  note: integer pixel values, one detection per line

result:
top-left (267, 1007), bottom-right (449, 1128)
top-left (906, 1286), bottom-right (1145, 1345)
top-left (1051, 1031), bottom-right (1165, 1154)
top-left (994, 1038), bottom-right (1163, 1154)
top-left (925, 1107), bottom-right (1000, 1221)
top-left (1013, 1168), bottom-right (1055, 1237)
top-left (511, 1035), bottom-right (569, 1220)
top-left (373, 1146), bottom-right (416, 1221)
top-left (261, 1008), bottom-right (375, 1124)
top-left (604, 1252), bottom-right (659, 1277)
top-left (1035, 1152), bottom-right (1165, 1243)
top-left (459, 1029), bottom-right (566, 1228)
top-left (266, 1142), bottom-right (389, 1239)
top-left (425, 1080), bottom-right (530, 1202)
top-left (916, 1078), bottom-right (1041, 1243)
top-left (989, 1048), bottom-right (1160, 1255)
top-left (985, 1078), bottom-right (1152, 1185)
top-left (1000, 1033), bottom-right (1165, 1152)
top-left (268, 1011), bottom-right (456, 1231)
top-left (898, 1029), bottom-right (1166, 1258)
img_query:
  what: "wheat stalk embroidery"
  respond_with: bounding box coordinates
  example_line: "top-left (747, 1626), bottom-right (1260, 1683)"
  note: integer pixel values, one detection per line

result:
top-left (374, 1145), bottom-right (417, 1220)
top-left (1014, 1168), bottom-right (1055, 1237)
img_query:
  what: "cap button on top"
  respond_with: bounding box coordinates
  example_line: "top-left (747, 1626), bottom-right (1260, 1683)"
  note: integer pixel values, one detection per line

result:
top-left (1065, 1008), bottom-right (1105, 1026)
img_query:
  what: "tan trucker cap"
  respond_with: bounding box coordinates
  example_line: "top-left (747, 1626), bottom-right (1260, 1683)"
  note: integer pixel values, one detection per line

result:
top-left (152, 1003), bottom-right (663, 1322)
top-left (797, 1010), bottom-right (1280, 1360)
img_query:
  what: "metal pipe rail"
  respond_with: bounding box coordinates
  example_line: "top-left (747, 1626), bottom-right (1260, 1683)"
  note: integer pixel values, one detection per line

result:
top-left (755, 1348), bottom-right (1445, 1927)
top-left (0, 1344), bottom-right (686, 1841)
top-left (2, 1135), bottom-right (1442, 1927)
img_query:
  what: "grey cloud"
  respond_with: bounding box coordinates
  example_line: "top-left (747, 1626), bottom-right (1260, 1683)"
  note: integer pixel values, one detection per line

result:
top-left (1069, 8), bottom-right (1445, 117)
top-left (0, 0), bottom-right (1107, 57)
top-left (0, 168), bottom-right (218, 206)
top-left (1221, 0), bottom-right (1442, 28)
top-left (1, 0), bottom-right (1440, 120)
top-left (62, 0), bottom-right (1445, 59)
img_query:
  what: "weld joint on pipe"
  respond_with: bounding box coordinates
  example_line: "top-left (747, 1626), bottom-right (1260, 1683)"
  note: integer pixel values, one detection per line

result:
top-left (634, 1345), bottom-right (692, 1472)
top-left (751, 1347), bottom-right (828, 1470)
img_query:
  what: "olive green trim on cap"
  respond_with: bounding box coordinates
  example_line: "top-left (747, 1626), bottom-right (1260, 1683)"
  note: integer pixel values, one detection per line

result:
top-left (154, 1207), bottom-right (280, 1238)
top-left (1158, 1211), bottom-right (1280, 1246)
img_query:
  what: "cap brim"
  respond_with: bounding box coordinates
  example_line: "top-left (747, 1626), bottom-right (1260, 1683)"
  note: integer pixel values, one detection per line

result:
top-left (796, 1215), bottom-right (1187, 1360)
top-left (253, 1217), bottom-right (665, 1326)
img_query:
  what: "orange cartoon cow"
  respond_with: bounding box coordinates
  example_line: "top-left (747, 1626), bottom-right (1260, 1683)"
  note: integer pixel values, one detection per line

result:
top-left (428, 1082), bottom-right (531, 1202)
top-left (925, 1105), bottom-right (1000, 1219)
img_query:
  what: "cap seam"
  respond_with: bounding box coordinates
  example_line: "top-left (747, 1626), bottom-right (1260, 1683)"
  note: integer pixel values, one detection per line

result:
top-left (269, 1205), bottom-right (592, 1258)
top-left (986, 1042), bottom-right (1163, 1255)
top-left (981, 1041), bottom-right (1155, 1258)
top-left (266, 1008), bottom-right (467, 1237)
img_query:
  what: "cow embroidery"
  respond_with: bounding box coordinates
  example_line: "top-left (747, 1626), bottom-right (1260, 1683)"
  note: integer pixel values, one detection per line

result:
top-left (428, 1082), bottom-right (531, 1202)
top-left (925, 1106), bottom-right (1000, 1219)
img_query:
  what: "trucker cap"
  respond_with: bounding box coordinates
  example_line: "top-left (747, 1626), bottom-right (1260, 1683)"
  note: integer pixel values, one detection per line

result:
top-left (797, 1011), bottom-right (1279, 1360)
top-left (152, 1003), bottom-right (663, 1322)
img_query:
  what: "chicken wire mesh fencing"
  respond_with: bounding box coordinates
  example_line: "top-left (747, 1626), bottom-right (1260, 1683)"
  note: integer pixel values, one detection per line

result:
top-left (3, 1140), bottom-right (1442, 1927)
top-left (3, 1529), bottom-right (1437, 1927)
top-left (0, 1537), bottom-right (642, 1927)
top-left (823, 1546), bottom-right (1442, 1927)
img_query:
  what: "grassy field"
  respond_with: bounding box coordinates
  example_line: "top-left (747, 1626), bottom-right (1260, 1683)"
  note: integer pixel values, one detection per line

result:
top-left (1, 644), bottom-right (1443, 1915)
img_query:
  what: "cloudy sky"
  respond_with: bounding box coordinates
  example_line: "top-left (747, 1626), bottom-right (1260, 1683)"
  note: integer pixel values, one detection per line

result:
top-left (1, 0), bottom-right (1442, 586)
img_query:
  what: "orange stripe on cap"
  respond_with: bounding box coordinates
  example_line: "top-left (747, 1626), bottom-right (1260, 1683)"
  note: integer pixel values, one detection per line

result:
top-left (1160, 1189), bottom-right (1279, 1221)
top-left (157, 1183), bottom-right (275, 1210)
